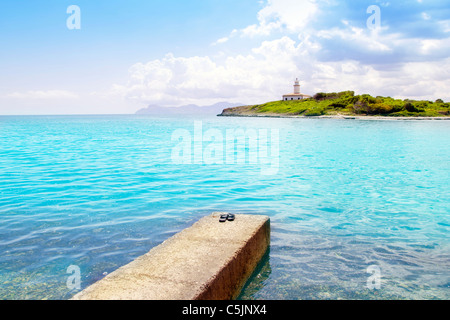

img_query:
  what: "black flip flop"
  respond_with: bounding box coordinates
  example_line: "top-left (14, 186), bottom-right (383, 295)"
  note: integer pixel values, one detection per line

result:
top-left (227, 214), bottom-right (235, 221)
top-left (219, 214), bottom-right (228, 223)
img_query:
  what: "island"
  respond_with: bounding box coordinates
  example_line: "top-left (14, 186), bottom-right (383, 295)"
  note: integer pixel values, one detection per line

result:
top-left (219, 90), bottom-right (450, 120)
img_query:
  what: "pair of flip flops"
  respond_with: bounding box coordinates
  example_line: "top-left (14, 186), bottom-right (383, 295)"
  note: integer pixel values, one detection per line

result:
top-left (219, 213), bottom-right (235, 222)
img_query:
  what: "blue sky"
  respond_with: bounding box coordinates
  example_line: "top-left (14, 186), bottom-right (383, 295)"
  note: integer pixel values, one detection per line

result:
top-left (1, 0), bottom-right (450, 115)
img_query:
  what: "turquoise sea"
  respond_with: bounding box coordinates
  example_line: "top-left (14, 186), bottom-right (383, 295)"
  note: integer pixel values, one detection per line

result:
top-left (0, 115), bottom-right (449, 300)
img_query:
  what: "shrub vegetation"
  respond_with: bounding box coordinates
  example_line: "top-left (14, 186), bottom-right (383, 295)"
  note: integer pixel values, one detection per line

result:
top-left (250, 92), bottom-right (449, 117)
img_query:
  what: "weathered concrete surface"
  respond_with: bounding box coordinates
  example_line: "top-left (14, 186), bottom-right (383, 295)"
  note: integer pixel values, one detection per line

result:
top-left (71, 212), bottom-right (270, 300)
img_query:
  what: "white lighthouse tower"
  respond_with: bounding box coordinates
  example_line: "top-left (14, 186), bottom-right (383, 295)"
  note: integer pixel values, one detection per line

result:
top-left (283, 78), bottom-right (311, 101)
top-left (294, 78), bottom-right (301, 94)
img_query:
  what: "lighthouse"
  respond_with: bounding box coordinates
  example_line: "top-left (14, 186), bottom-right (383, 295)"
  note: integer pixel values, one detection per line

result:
top-left (294, 78), bottom-right (301, 94)
top-left (282, 78), bottom-right (311, 101)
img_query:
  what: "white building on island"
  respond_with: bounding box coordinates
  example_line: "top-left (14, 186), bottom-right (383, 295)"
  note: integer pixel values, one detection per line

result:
top-left (282, 78), bottom-right (312, 101)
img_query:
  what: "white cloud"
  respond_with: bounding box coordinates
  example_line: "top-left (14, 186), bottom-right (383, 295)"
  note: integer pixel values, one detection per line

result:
top-left (112, 33), bottom-right (450, 107)
top-left (260, 0), bottom-right (318, 32)
top-left (316, 25), bottom-right (393, 53)
top-left (6, 90), bottom-right (79, 99)
top-left (0, 88), bottom-right (135, 115)
top-left (421, 12), bottom-right (431, 20)
top-left (220, 0), bottom-right (319, 40)
top-left (212, 37), bottom-right (230, 46)
top-left (112, 0), bottom-right (450, 107)
top-left (112, 37), bottom-right (308, 106)
top-left (439, 19), bottom-right (450, 33)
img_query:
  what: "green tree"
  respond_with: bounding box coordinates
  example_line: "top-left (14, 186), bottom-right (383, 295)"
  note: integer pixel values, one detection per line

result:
top-left (404, 102), bottom-right (416, 112)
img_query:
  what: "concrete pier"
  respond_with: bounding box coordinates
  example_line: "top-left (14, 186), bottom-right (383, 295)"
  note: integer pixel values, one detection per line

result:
top-left (72, 212), bottom-right (270, 300)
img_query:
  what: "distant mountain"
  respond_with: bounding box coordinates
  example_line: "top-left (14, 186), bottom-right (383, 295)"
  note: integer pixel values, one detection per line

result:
top-left (135, 102), bottom-right (243, 116)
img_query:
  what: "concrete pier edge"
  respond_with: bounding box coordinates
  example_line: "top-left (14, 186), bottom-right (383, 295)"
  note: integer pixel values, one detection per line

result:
top-left (72, 212), bottom-right (270, 300)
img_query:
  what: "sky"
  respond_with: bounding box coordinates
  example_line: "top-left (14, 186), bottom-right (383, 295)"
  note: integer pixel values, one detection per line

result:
top-left (1, 0), bottom-right (450, 115)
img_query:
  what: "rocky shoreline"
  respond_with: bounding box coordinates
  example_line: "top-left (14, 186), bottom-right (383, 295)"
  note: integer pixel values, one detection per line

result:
top-left (218, 106), bottom-right (450, 121)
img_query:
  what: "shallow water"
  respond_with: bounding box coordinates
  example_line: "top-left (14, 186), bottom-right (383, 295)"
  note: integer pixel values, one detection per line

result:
top-left (0, 115), bottom-right (448, 300)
